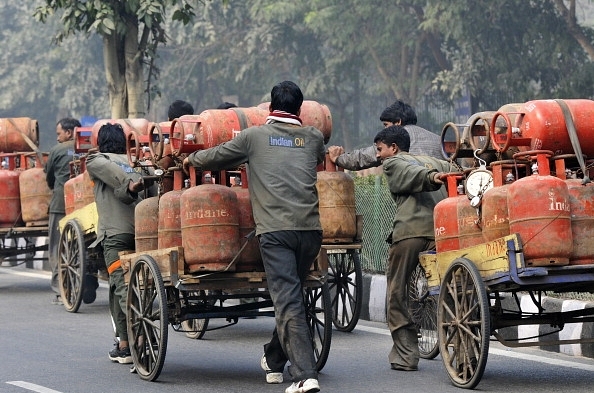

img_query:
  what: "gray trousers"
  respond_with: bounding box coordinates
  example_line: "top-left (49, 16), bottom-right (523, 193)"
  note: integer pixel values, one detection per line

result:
top-left (260, 230), bottom-right (322, 382)
top-left (386, 237), bottom-right (434, 369)
top-left (48, 212), bottom-right (65, 294)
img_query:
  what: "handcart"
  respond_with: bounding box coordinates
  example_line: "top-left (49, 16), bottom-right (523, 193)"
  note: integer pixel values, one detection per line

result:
top-left (119, 245), bottom-right (333, 382)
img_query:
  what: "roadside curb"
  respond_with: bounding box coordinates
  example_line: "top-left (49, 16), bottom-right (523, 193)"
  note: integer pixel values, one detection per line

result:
top-left (361, 272), bottom-right (594, 360)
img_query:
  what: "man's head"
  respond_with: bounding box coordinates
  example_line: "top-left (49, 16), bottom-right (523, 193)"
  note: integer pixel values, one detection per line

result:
top-left (379, 100), bottom-right (417, 127)
top-left (269, 81), bottom-right (303, 115)
top-left (168, 100), bottom-right (194, 121)
top-left (374, 125), bottom-right (410, 162)
top-left (217, 102), bottom-right (238, 109)
top-left (97, 123), bottom-right (127, 154)
top-left (56, 117), bottom-right (81, 143)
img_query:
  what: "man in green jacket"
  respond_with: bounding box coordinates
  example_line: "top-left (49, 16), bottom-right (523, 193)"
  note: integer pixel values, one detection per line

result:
top-left (183, 81), bottom-right (324, 393)
top-left (374, 125), bottom-right (454, 371)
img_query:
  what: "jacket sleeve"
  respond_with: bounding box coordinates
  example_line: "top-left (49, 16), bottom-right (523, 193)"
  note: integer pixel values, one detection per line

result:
top-left (187, 134), bottom-right (248, 170)
top-left (383, 156), bottom-right (442, 195)
top-left (335, 145), bottom-right (380, 171)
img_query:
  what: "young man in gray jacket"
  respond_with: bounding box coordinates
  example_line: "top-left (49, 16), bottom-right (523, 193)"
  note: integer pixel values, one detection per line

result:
top-left (183, 81), bottom-right (324, 393)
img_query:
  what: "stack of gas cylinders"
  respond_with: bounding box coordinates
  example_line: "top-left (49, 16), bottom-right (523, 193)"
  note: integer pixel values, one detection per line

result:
top-left (435, 99), bottom-right (594, 267)
top-left (0, 118), bottom-right (52, 228)
top-left (64, 101), bottom-right (358, 274)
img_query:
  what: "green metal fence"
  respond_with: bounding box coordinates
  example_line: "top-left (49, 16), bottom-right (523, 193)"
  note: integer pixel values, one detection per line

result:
top-left (353, 174), bottom-right (393, 274)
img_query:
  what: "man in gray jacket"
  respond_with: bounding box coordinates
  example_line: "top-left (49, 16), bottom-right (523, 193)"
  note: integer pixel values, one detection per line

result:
top-left (327, 100), bottom-right (443, 169)
top-left (183, 81), bottom-right (324, 393)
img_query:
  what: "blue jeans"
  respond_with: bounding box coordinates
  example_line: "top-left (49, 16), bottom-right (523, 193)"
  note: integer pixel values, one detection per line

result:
top-left (260, 230), bottom-right (322, 382)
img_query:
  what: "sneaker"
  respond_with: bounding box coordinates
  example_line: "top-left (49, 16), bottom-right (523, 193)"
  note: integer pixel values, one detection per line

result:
top-left (260, 354), bottom-right (283, 384)
top-left (285, 378), bottom-right (320, 393)
top-left (109, 343), bottom-right (133, 364)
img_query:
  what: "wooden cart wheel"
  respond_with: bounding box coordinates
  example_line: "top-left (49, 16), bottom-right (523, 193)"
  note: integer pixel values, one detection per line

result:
top-left (327, 250), bottom-right (363, 332)
top-left (438, 258), bottom-right (490, 389)
top-left (127, 255), bottom-right (169, 381)
top-left (408, 263), bottom-right (439, 359)
top-left (304, 281), bottom-right (332, 371)
top-left (181, 290), bottom-right (210, 339)
top-left (58, 219), bottom-right (86, 313)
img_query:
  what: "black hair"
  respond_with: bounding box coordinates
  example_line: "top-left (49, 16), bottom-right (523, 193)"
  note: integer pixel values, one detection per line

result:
top-left (97, 123), bottom-right (127, 154)
top-left (373, 125), bottom-right (410, 152)
top-left (168, 100), bottom-right (194, 121)
top-left (217, 102), bottom-right (238, 109)
top-left (379, 100), bottom-right (417, 125)
top-left (57, 117), bottom-right (82, 132)
top-left (270, 81), bottom-right (303, 115)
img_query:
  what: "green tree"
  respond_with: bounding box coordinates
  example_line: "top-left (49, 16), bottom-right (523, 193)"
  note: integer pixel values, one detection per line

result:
top-left (34, 0), bottom-right (200, 118)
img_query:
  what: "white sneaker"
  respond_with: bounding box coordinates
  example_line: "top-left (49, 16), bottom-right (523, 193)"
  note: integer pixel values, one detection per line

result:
top-left (285, 378), bottom-right (320, 393)
top-left (260, 354), bottom-right (283, 384)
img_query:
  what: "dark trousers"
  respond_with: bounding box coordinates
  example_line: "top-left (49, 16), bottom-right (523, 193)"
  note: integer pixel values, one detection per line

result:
top-left (260, 230), bottom-right (322, 382)
top-left (386, 237), bottom-right (435, 369)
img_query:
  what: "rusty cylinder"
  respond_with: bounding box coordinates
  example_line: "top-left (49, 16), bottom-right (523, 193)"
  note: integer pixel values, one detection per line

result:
top-left (19, 166), bottom-right (52, 224)
top-left (566, 179), bottom-right (594, 265)
top-left (434, 174), bottom-right (463, 252)
top-left (316, 170), bottom-right (357, 243)
top-left (181, 184), bottom-right (240, 272)
top-left (158, 189), bottom-right (184, 249)
top-left (0, 118), bottom-right (39, 152)
top-left (0, 156), bottom-right (22, 227)
top-left (231, 187), bottom-right (263, 272)
top-left (135, 196), bottom-right (160, 252)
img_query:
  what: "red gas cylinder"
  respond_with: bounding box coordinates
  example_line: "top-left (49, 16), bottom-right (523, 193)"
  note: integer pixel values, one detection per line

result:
top-left (158, 168), bottom-right (184, 249)
top-left (457, 199), bottom-right (483, 249)
top-left (170, 107), bottom-right (268, 155)
top-left (491, 99), bottom-right (594, 156)
top-left (135, 196), bottom-right (160, 252)
top-left (508, 151), bottom-right (572, 266)
top-left (19, 154), bottom-right (51, 225)
top-left (553, 155), bottom-right (594, 265)
top-left (231, 186), bottom-right (263, 272)
top-left (0, 154), bottom-right (23, 227)
top-left (258, 100), bottom-right (333, 143)
top-left (73, 170), bottom-right (95, 211)
top-left (181, 183), bottom-right (240, 272)
top-left (434, 174), bottom-right (464, 252)
top-left (0, 118), bottom-right (39, 152)
top-left (316, 159), bottom-right (357, 243)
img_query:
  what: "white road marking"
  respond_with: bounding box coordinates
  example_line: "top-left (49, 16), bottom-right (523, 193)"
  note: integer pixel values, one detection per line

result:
top-left (355, 325), bottom-right (594, 372)
top-left (7, 381), bottom-right (63, 393)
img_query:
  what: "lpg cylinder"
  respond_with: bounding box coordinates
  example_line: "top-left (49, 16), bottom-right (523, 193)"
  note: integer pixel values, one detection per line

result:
top-left (181, 183), bottom-right (240, 272)
top-left (231, 186), bottom-right (264, 272)
top-left (480, 160), bottom-right (528, 242)
top-left (135, 196), bottom-right (160, 252)
top-left (457, 199), bottom-right (483, 249)
top-left (0, 118), bottom-right (39, 152)
top-left (19, 155), bottom-right (52, 225)
top-left (158, 189), bottom-right (184, 249)
top-left (316, 164), bottom-right (357, 243)
top-left (0, 154), bottom-right (22, 227)
top-left (553, 155), bottom-right (594, 265)
top-left (72, 170), bottom-right (95, 211)
top-left (491, 99), bottom-right (594, 156)
top-left (434, 174), bottom-right (464, 252)
top-left (508, 151), bottom-right (572, 266)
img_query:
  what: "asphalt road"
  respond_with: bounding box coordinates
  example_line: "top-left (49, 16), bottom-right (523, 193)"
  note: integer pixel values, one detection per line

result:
top-left (1, 266), bottom-right (594, 393)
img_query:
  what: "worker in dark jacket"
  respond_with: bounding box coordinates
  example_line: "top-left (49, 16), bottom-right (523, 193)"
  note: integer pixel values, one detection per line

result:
top-left (183, 81), bottom-right (324, 393)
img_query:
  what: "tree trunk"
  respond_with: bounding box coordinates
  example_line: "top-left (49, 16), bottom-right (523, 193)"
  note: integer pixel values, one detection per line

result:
top-left (124, 19), bottom-right (146, 118)
top-left (103, 34), bottom-right (127, 118)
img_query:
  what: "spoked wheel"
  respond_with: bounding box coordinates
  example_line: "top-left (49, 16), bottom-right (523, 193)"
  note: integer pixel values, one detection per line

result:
top-left (58, 219), bottom-right (86, 313)
top-left (438, 258), bottom-right (490, 389)
top-left (304, 281), bottom-right (332, 371)
top-left (408, 263), bottom-right (439, 359)
top-left (127, 256), bottom-right (168, 381)
top-left (181, 290), bottom-right (210, 340)
top-left (327, 249), bottom-right (363, 332)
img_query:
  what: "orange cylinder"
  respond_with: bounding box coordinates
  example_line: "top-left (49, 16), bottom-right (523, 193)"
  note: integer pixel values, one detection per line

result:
top-left (181, 184), bottom-right (240, 272)
top-left (434, 174), bottom-right (463, 252)
top-left (566, 179), bottom-right (594, 265)
top-left (64, 177), bottom-right (76, 215)
top-left (492, 99), bottom-right (594, 155)
top-left (316, 170), bottom-right (357, 243)
top-left (158, 189), bottom-right (183, 249)
top-left (72, 171), bottom-right (95, 211)
top-left (0, 154), bottom-right (22, 227)
top-left (170, 107), bottom-right (268, 155)
top-left (457, 200), bottom-right (483, 249)
top-left (19, 166), bottom-right (52, 224)
top-left (135, 196), bottom-right (160, 252)
top-left (232, 187), bottom-right (263, 272)
top-left (0, 118), bottom-right (39, 152)
top-left (481, 186), bottom-right (510, 242)
top-left (508, 152), bottom-right (572, 266)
